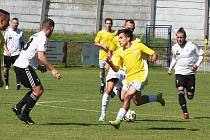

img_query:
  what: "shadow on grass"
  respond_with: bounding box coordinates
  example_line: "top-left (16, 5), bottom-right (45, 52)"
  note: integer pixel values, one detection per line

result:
top-left (193, 116), bottom-right (210, 119)
top-left (135, 119), bottom-right (188, 123)
top-left (148, 127), bottom-right (199, 131)
top-left (39, 122), bottom-right (109, 126)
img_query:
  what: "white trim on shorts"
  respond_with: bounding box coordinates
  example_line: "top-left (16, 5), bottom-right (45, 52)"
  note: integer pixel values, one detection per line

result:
top-left (25, 67), bottom-right (36, 87)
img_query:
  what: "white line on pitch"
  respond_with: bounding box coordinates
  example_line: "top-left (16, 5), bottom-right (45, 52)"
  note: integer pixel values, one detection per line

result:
top-left (37, 101), bottom-right (179, 119)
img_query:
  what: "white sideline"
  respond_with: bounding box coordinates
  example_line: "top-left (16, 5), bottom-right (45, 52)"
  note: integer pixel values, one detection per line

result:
top-left (37, 100), bottom-right (183, 119)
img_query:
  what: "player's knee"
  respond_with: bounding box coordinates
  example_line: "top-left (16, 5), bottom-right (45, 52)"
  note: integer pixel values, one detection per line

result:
top-left (177, 86), bottom-right (184, 92)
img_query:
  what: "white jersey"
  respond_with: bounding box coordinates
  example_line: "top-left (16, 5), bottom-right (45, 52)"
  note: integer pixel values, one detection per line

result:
top-left (169, 41), bottom-right (204, 75)
top-left (4, 27), bottom-right (24, 56)
top-left (14, 31), bottom-right (47, 69)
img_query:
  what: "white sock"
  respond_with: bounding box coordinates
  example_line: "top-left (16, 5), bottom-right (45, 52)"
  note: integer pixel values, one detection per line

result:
top-left (116, 108), bottom-right (127, 121)
top-left (101, 92), bottom-right (110, 116)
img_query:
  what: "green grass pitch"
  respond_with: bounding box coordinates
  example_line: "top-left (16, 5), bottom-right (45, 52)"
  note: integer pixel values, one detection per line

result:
top-left (0, 67), bottom-right (210, 140)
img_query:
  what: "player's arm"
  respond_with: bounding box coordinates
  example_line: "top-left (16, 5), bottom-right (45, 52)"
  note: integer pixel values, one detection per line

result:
top-left (94, 41), bottom-right (109, 51)
top-left (148, 52), bottom-right (158, 63)
top-left (141, 43), bottom-right (157, 63)
top-left (168, 53), bottom-right (176, 75)
top-left (94, 32), bottom-right (109, 51)
top-left (37, 51), bottom-right (61, 79)
top-left (192, 44), bottom-right (204, 71)
top-left (3, 32), bottom-right (11, 56)
top-left (106, 55), bottom-right (120, 72)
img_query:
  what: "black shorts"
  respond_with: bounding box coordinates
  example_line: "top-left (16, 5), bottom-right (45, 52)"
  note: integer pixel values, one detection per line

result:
top-left (4, 55), bottom-right (19, 68)
top-left (175, 74), bottom-right (195, 93)
top-left (14, 66), bottom-right (41, 88)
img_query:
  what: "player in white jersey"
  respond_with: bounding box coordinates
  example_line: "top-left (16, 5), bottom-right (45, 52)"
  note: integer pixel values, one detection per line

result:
top-left (0, 9), bottom-right (10, 88)
top-left (3, 18), bottom-right (24, 90)
top-left (11, 18), bottom-right (61, 125)
top-left (168, 27), bottom-right (204, 120)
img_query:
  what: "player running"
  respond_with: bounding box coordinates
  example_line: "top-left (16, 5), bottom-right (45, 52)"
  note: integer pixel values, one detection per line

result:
top-left (167, 27), bottom-right (204, 120)
top-left (107, 29), bottom-right (164, 129)
top-left (98, 20), bottom-right (164, 122)
top-left (94, 18), bottom-right (117, 94)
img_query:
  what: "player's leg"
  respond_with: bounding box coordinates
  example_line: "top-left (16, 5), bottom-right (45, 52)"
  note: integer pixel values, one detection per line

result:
top-left (132, 92), bottom-right (165, 106)
top-left (99, 78), bottom-right (117, 121)
top-left (109, 85), bottom-right (136, 129)
top-left (11, 55), bottom-right (21, 90)
top-left (176, 74), bottom-right (189, 119)
top-left (12, 66), bottom-right (43, 124)
top-left (186, 74), bottom-right (195, 100)
top-left (99, 67), bottom-right (119, 121)
top-left (3, 55), bottom-right (11, 89)
top-left (99, 60), bottom-right (107, 94)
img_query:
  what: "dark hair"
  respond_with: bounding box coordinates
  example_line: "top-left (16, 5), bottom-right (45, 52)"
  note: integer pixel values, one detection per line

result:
top-left (12, 17), bottom-right (18, 21)
top-left (118, 29), bottom-right (133, 41)
top-left (42, 18), bottom-right (55, 29)
top-left (0, 9), bottom-right (10, 16)
top-left (177, 27), bottom-right (186, 38)
top-left (105, 18), bottom-right (113, 25)
top-left (124, 19), bottom-right (135, 31)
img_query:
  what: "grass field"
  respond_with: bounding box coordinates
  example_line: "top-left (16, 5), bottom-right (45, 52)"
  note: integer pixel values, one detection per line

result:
top-left (0, 67), bottom-right (210, 140)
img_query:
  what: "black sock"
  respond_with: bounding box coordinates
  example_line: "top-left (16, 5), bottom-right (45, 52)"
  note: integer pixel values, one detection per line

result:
top-left (178, 90), bottom-right (188, 113)
top-left (16, 91), bottom-right (32, 110)
top-left (22, 93), bottom-right (38, 116)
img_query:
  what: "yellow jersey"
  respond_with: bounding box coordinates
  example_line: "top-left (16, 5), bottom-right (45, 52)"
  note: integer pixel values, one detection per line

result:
top-left (94, 30), bottom-right (117, 60)
top-left (110, 35), bottom-right (141, 54)
top-left (113, 43), bottom-right (155, 83)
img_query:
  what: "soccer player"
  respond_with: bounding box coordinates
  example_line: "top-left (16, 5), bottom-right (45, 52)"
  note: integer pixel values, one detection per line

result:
top-left (98, 19), bottom-right (164, 122)
top-left (98, 19), bottom-right (137, 121)
top-left (94, 18), bottom-right (117, 94)
top-left (0, 9), bottom-right (10, 88)
top-left (11, 18), bottom-right (61, 124)
top-left (167, 27), bottom-right (204, 120)
top-left (3, 18), bottom-right (24, 90)
top-left (107, 29), bottom-right (164, 129)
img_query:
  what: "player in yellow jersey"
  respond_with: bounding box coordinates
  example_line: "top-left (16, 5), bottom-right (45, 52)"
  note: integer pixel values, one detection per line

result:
top-left (94, 18), bottom-right (117, 94)
top-left (0, 9), bottom-right (10, 87)
top-left (107, 29), bottom-right (165, 129)
top-left (99, 19), bottom-right (137, 121)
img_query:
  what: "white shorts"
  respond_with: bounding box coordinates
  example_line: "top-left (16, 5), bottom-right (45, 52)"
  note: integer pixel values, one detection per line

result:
top-left (99, 59), bottom-right (107, 69)
top-left (106, 68), bottom-right (126, 89)
top-left (122, 60), bottom-right (149, 92)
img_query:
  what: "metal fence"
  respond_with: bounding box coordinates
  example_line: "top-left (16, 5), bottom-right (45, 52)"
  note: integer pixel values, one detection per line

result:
top-left (146, 25), bottom-right (172, 67)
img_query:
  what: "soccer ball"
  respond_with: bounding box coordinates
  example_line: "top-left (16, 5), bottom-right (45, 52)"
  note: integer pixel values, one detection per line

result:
top-left (124, 110), bottom-right (136, 122)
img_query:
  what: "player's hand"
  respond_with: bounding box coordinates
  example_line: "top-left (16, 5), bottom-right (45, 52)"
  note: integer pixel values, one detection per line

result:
top-left (103, 45), bottom-right (109, 51)
top-left (38, 65), bottom-right (47, 73)
top-left (167, 69), bottom-right (172, 75)
top-left (6, 50), bottom-right (11, 56)
top-left (51, 69), bottom-right (61, 80)
top-left (106, 55), bottom-right (112, 64)
top-left (192, 64), bottom-right (198, 71)
top-left (149, 53), bottom-right (158, 63)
